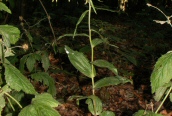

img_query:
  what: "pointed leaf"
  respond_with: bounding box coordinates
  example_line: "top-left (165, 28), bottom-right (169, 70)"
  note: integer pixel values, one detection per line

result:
top-left (19, 54), bottom-right (30, 72)
top-left (19, 93), bottom-right (61, 116)
top-left (86, 95), bottom-right (102, 115)
top-left (0, 2), bottom-right (11, 14)
top-left (92, 38), bottom-right (103, 48)
top-left (73, 10), bottom-right (89, 37)
top-left (0, 25), bottom-right (20, 47)
top-left (26, 55), bottom-right (36, 72)
top-left (93, 59), bottom-right (118, 75)
top-left (151, 52), bottom-right (172, 93)
top-left (100, 111), bottom-right (115, 116)
top-left (41, 52), bottom-right (50, 72)
top-left (4, 61), bottom-right (37, 94)
top-left (31, 72), bottom-right (56, 97)
top-left (32, 93), bottom-right (60, 107)
top-left (65, 45), bottom-right (96, 78)
top-left (95, 76), bottom-right (132, 89)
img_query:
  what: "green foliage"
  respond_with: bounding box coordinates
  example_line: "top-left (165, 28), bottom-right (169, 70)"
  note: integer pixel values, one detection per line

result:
top-left (95, 76), bottom-right (132, 89)
top-left (86, 95), bottom-right (102, 115)
top-left (0, 2), bottom-right (11, 14)
top-left (65, 45), bottom-right (96, 78)
top-left (151, 52), bottom-right (172, 93)
top-left (100, 111), bottom-right (116, 116)
top-left (133, 110), bottom-right (162, 116)
top-left (93, 59), bottom-right (118, 75)
top-left (4, 60), bottom-right (37, 94)
top-left (31, 72), bottom-right (56, 97)
top-left (19, 93), bottom-right (61, 116)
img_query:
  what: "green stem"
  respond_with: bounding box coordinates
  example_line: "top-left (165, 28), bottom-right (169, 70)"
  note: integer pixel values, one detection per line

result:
top-left (88, 1), bottom-right (96, 116)
top-left (155, 86), bottom-right (172, 113)
top-left (5, 92), bottom-right (22, 109)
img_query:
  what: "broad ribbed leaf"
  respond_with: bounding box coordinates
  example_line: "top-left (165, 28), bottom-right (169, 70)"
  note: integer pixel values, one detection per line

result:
top-left (95, 76), bottom-right (132, 89)
top-left (65, 45), bottom-right (96, 78)
top-left (86, 95), bottom-right (102, 115)
top-left (93, 59), bottom-right (118, 75)
top-left (100, 111), bottom-right (115, 116)
top-left (19, 93), bottom-right (61, 116)
top-left (0, 2), bottom-right (11, 13)
top-left (31, 72), bottom-right (56, 97)
top-left (26, 55), bottom-right (36, 72)
top-left (151, 52), bottom-right (172, 93)
top-left (0, 25), bottom-right (20, 47)
top-left (92, 38), bottom-right (103, 48)
top-left (4, 62), bottom-right (37, 94)
top-left (32, 93), bottom-right (60, 107)
top-left (41, 52), bottom-right (50, 72)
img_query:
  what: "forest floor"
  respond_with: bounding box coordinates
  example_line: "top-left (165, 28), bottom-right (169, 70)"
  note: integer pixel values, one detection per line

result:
top-left (21, 7), bottom-right (172, 116)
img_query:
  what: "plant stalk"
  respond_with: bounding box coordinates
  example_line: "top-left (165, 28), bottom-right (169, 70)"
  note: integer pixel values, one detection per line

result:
top-left (155, 86), bottom-right (172, 113)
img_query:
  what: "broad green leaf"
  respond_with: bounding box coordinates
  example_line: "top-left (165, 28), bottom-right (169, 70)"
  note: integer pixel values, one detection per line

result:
top-left (154, 85), bottom-right (169, 101)
top-left (41, 52), bottom-right (50, 72)
top-left (92, 38), bottom-right (103, 48)
top-left (26, 55), bottom-right (36, 72)
top-left (0, 2), bottom-right (11, 14)
top-left (19, 93), bottom-right (61, 116)
top-left (19, 105), bottom-right (37, 116)
top-left (93, 59), bottom-right (118, 75)
top-left (31, 72), bottom-right (56, 97)
top-left (0, 25), bottom-right (20, 47)
top-left (100, 111), bottom-right (115, 116)
top-left (19, 54), bottom-right (30, 72)
top-left (65, 45), bottom-right (96, 78)
top-left (73, 10), bottom-right (89, 37)
top-left (0, 85), bottom-right (11, 115)
top-left (4, 61), bottom-right (37, 94)
top-left (86, 95), bottom-right (102, 115)
top-left (32, 93), bottom-right (60, 107)
top-left (151, 52), bottom-right (172, 93)
top-left (133, 110), bottom-right (162, 116)
top-left (95, 76), bottom-right (132, 89)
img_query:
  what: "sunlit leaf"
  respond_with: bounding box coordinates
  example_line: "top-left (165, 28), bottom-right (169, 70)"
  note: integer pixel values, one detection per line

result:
top-left (65, 45), bottom-right (96, 78)
top-left (0, 2), bottom-right (11, 14)
top-left (19, 93), bottom-right (61, 116)
top-left (154, 84), bottom-right (170, 101)
top-left (151, 52), bottom-right (172, 93)
top-left (0, 25), bottom-right (20, 47)
top-left (4, 60), bottom-right (37, 94)
top-left (100, 111), bottom-right (115, 116)
top-left (93, 59), bottom-right (118, 75)
top-left (95, 76), bottom-right (132, 89)
top-left (86, 95), bottom-right (102, 115)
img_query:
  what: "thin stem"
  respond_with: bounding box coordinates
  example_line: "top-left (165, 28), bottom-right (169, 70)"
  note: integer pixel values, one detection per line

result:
top-left (38, 0), bottom-right (56, 42)
top-left (7, 97), bottom-right (15, 111)
top-left (5, 92), bottom-right (22, 109)
top-left (155, 86), bottom-right (172, 113)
